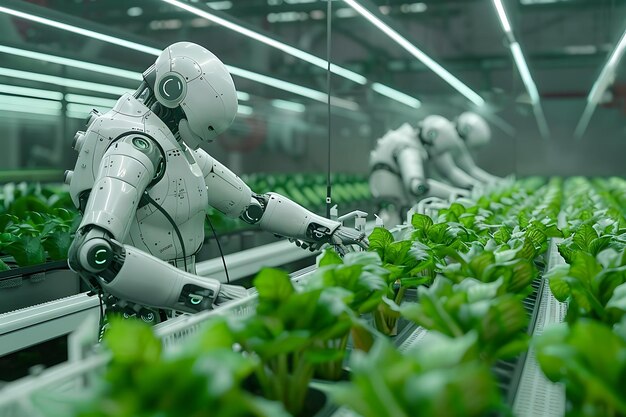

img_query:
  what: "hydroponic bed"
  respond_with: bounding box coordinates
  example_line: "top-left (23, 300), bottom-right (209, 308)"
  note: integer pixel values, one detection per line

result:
top-left (1, 176), bottom-right (625, 417)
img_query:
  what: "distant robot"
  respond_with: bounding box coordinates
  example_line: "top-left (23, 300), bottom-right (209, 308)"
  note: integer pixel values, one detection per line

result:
top-left (452, 112), bottom-right (502, 184)
top-left (369, 115), bottom-right (480, 227)
top-left (65, 42), bottom-right (367, 319)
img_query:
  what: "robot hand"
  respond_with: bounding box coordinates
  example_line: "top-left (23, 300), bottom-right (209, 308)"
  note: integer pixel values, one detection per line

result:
top-left (330, 225), bottom-right (369, 255)
top-left (288, 225), bottom-right (368, 255)
top-left (409, 178), bottom-right (430, 197)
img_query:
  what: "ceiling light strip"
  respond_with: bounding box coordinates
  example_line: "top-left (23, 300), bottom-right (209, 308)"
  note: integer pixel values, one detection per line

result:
top-left (0, 83), bottom-right (63, 100)
top-left (492, 0), bottom-right (512, 33)
top-left (0, 44), bottom-right (142, 81)
top-left (271, 99), bottom-right (306, 112)
top-left (0, 67), bottom-right (131, 95)
top-left (0, 6), bottom-right (161, 55)
top-left (161, 0), bottom-right (368, 85)
top-left (372, 82), bottom-right (421, 108)
top-left (0, 94), bottom-right (62, 109)
top-left (510, 42), bottom-right (540, 104)
top-left (491, 0), bottom-right (549, 139)
top-left (574, 27), bottom-right (626, 138)
top-left (1, 43), bottom-right (253, 102)
top-left (342, 0), bottom-right (485, 106)
top-left (0, 5), bottom-right (357, 109)
top-left (65, 94), bottom-right (118, 107)
top-left (0, 102), bottom-right (61, 117)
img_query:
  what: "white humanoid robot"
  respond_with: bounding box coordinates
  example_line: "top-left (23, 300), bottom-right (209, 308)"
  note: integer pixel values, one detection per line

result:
top-left (369, 115), bottom-right (479, 227)
top-left (65, 42), bottom-right (367, 318)
top-left (452, 112), bottom-right (501, 184)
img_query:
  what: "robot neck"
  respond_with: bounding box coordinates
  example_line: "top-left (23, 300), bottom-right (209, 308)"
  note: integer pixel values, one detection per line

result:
top-left (134, 82), bottom-right (185, 144)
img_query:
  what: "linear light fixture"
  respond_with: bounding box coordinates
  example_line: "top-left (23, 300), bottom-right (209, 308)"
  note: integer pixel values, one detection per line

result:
top-left (574, 26), bottom-right (626, 139)
top-left (0, 83), bottom-right (63, 101)
top-left (510, 42), bottom-right (539, 104)
top-left (0, 102), bottom-right (61, 117)
top-left (491, 0), bottom-right (549, 139)
top-left (492, 0), bottom-right (512, 34)
top-left (1, 43), bottom-right (253, 103)
top-left (372, 83), bottom-right (421, 108)
top-left (237, 104), bottom-right (254, 115)
top-left (271, 99), bottom-right (306, 112)
top-left (0, 44), bottom-right (142, 81)
top-left (236, 91), bottom-right (250, 101)
top-left (66, 102), bottom-right (110, 114)
top-left (161, 0), bottom-right (367, 85)
top-left (65, 94), bottom-right (118, 107)
top-left (342, 0), bottom-right (485, 106)
top-left (0, 94), bottom-right (62, 110)
top-left (0, 5), bottom-right (358, 110)
top-left (0, 67), bottom-right (131, 95)
top-left (0, 6), bottom-right (161, 55)
top-left (227, 65), bottom-right (359, 110)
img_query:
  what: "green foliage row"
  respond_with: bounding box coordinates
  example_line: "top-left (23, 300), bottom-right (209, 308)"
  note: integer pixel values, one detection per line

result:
top-left (28, 176), bottom-right (626, 417)
top-left (537, 177), bottom-right (626, 417)
top-left (79, 177), bottom-right (559, 417)
top-left (0, 174), bottom-right (370, 269)
top-left (0, 182), bottom-right (78, 271)
top-left (333, 177), bottom-right (564, 417)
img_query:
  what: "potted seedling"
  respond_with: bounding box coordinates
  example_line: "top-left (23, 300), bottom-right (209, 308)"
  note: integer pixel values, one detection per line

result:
top-left (38, 317), bottom-right (289, 417)
top-left (305, 249), bottom-right (387, 363)
top-left (367, 225), bottom-right (438, 336)
top-left (330, 333), bottom-right (503, 417)
top-left (401, 276), bottom-right (530, 363)
top-left (536, 319), bottom-right (626, 417)
top-left (230, 268), bottom-right (353, 416)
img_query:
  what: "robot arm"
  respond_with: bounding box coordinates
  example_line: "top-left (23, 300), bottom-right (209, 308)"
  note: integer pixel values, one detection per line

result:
top-left (196, 149), bottom-right (367, 251)
top-left (431, 153), bottom-right (481, 189)
top-left (68, 134), bottom-right (227, 313)
top-left (425, 178), bottom-right (470, 199)
top-left (455, 150), bottom-right (500, 184)
top-left (395, 146), bottom-right (430, 198)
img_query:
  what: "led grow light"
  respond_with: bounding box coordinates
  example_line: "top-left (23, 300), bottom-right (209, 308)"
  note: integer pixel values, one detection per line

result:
top-left (161, 0), bottom-right (368, 85)
top-left (342, 0), bottom-right (485, 106)
top-left (0, 5), bottom-right (358, 110)
top-left (372, 83), bottom-right (421, 108)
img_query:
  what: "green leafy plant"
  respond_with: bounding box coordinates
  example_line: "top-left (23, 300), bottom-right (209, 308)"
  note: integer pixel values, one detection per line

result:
top-left (535, 319), bottom-right (626, 417)
top-left (368, 225), bottom-right (436, 335)
top-left (330, 334), bottom-right (503, 417)
top-left (401, 276), bottom-right (529, 363)
top-left (230, 268), bottom-right (352, 415)
top-left (308, 249), bottom-right (387, 353)
top-left (57, 318), bottom-right (289, 417)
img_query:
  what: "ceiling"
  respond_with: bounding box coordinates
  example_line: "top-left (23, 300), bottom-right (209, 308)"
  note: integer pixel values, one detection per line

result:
top-left (0, 0), bottom-right (624, 137)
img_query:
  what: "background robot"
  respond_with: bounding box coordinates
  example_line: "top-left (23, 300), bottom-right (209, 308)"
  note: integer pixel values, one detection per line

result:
top-left (452, 112), bottom-right (502, 184)
top-left (369, 115), bottom-right (479, 227)
top-left (65, 42), bottom-right (367, 318)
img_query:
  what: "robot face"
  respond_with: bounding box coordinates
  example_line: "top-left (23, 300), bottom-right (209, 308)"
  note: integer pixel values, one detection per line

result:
top-left (419, 115), bottom-right (461, 156)
top-left (152, 42), bottom-right (238, 148)
top-left (457, 112), bottom-right (491, 148)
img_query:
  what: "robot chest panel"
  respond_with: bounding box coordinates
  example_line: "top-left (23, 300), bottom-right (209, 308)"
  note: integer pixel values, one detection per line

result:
top-left (131, 150), bottom-right (208, 259)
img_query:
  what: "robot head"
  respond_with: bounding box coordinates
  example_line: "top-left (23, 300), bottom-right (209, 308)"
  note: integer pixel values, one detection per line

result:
top-left (417, 115), bottom-right (461, 157)
top-left (456, 112), bottom-right (491, 149)
top-left (147, 42), bottom-right (238, 149)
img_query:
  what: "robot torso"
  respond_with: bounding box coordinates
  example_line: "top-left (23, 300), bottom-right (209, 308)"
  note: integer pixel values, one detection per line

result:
top-left (368, 123), bottom-right (427, 207)
top-left (68, 94), bottom-right (208, 264)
